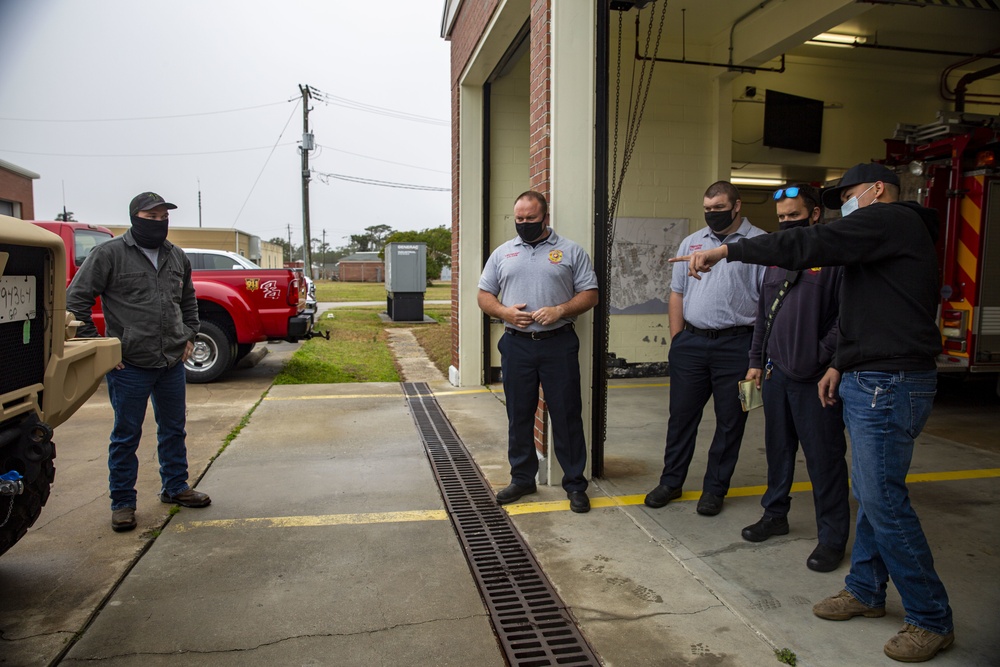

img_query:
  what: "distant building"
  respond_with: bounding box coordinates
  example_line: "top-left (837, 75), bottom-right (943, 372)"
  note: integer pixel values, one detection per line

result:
top-left (0, 159), bottom-right (39, 219)
top-left (103, 225), bottom-right (283, 268)
top-left (337, 252), bottom-right (384, 282)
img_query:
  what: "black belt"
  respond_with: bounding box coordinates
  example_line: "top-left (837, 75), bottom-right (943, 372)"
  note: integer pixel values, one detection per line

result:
top-left (505, 323), bottom-right (574, 340)
top-left (683, 323), bottom-right (753, 339)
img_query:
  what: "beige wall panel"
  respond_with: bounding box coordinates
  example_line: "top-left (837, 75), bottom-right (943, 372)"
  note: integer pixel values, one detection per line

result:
top-left (487, 53), bottom-right (531, 370)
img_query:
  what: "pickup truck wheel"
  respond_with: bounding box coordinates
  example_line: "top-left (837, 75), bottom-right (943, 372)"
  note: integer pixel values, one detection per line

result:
top-left (0, 447), bottom-right (55, 557)
top-left (185, 320), bottom-right (234, 383)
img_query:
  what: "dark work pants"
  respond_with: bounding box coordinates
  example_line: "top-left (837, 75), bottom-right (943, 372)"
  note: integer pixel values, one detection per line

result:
top-left (761, 364), bottom-right (850, 550)
top-left (499, 329), bottom-right (588, 492)
top-left (660, 329), bottom-right (751, 495)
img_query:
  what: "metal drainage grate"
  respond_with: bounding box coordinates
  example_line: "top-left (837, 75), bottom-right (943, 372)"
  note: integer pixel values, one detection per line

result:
top-left (402, 382), bottom-right (601, 667)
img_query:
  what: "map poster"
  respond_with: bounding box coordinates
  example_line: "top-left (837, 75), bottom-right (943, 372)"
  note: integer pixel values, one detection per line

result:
top-left (610, 217), bottom-right (687, 315)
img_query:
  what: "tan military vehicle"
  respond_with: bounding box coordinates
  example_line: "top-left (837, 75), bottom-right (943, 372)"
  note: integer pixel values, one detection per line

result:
top-left (0, 215), bottom-right (120, 556)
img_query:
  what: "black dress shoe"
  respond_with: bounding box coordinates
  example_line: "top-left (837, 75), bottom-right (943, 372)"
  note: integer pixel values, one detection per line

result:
top-left (696, 492), bottom-right (724, 516)
top-left (496, 482), bottom-right (537, 505)
top-left (567, 491), bottom-right (590, 513)
top-left (807, 543), bottom-right (845, 572)
top-left (644, 484), bottom-right (682, 508)
top-left (741, 515), bottom-right (790, 542)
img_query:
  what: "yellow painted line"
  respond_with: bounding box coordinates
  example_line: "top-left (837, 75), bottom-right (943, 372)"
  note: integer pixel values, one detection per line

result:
top-left (262, 384), bottom-right (671, 403)
top-left (906, 468), bottom-right (1000, 483)
top-left (176, 509), bottom-right (448, 531)
top-left (499, 469), bottom-right (1000, 515)
top-left (177, 469), bottom-right (1000, 529)
top-left (264, 393), bottom-right (403, 401)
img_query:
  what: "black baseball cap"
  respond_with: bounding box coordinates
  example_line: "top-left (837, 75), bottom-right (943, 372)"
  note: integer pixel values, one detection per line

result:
top-left (129, 192), bottom-right (177, 216)
top-left (821, 163), bottom-right (900, 209)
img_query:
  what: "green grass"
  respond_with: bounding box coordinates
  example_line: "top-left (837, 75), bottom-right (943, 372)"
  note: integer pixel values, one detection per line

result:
top-left (774, 648), bottom-right (797, 666)
top-left (275, 308), bottom-right (401, 384)
top-left (275, 305), bottom-right (453, 385)
top-left (314, 280), bottom-right (449, 302)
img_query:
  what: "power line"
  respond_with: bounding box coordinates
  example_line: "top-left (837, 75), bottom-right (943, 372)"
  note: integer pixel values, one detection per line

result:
top-left (314, 143), bottom-right (448, 174)
top-left (308, 87), bottom-right (448, 126)
top-left (312, 169), bottom-right (450, 192)
top-left (0, 144), bottom-right (298, 158)
top-left (232, 99), bottom-right (302, 227)
top-left (0, 100), bottom-right (294, 123)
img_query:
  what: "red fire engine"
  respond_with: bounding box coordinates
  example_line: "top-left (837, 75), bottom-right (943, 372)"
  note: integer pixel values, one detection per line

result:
top-left (883, 112), bottom-right (1000, 382)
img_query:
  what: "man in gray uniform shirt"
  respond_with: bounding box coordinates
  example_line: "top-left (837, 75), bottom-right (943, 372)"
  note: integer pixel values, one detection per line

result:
top-left (478, 190), bottom-right (599, 513)
top-left (645, 181), bottom-right (766, 516)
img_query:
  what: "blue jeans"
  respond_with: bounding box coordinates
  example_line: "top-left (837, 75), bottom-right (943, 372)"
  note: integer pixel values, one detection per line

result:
top-left (106, 362), bottom-right (191, 510)
top-left (840, 370), bottom-right (953, 635)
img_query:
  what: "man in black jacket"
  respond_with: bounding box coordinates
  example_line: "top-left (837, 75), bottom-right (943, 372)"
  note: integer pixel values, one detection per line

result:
top-left (673, 164), bottom-right (954, 663)
top-left (68, 192), bottom-right (211, 534)
top-left (742, 184), bottom-right (849, 574)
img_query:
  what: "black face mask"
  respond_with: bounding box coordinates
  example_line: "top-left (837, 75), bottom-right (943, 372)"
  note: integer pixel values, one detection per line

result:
top-left (704, 209), bottom-right (735, 233)
top-left (516, 221), bottom-right (545, 243)
top-left (130, 214), bottom-right (169, 249)
top-left (778, 218), bottom-right (810, 231)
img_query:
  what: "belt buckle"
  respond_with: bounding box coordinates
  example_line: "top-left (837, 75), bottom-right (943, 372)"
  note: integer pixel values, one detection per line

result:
top-left (531, 330), bottom-right (542, 340)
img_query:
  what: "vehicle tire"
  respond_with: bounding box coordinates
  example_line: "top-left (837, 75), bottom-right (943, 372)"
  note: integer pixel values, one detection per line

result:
top-left (0, 444), bottom-right (55, 557)
top-left (234, 343), bottom-right (255, 364)
top-left (185, 320), bottom-right (234, 383)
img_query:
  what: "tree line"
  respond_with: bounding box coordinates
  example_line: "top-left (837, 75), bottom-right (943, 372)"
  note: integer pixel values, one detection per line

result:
top-left (269, 224), bottom-right (451, 282)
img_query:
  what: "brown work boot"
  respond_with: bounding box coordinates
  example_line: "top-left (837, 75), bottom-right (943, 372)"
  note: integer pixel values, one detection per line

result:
top-left (111, 507), bottom-right (137, 532)
top-left (159, 488), bottom-right (211, 508)
top-left (812, 589), bottom-right (887, 621)
top-left (883, 624), bottom-right (954, 662)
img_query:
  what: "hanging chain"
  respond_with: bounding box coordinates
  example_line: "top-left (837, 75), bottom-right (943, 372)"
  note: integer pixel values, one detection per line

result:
top-left (0, 496), bottom-right (15, 529)
top-left (602, 0), bottom-right (669, 454)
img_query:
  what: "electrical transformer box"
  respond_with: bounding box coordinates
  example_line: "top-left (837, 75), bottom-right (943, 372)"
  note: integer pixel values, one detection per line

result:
top-left (385, 243), bottom-right (426, 293)
top-left (385, 243), bottom-right (426, 321)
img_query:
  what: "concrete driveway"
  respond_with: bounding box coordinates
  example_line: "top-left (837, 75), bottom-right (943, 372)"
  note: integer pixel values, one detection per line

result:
top-left (0, 342), bottom-right (302, 666)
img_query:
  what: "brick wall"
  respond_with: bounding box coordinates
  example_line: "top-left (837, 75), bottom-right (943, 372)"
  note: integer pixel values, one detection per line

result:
top-left (338, 262), bottom-right (384, 283)
top-left (528, 0), bottom-right (551, 196)
top-left (449, 0), bottom-right (554, 459)
top-left (0, 167), bottom-right (35, 219)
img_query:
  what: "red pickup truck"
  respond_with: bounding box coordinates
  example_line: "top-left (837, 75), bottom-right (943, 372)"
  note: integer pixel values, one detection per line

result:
top-left (32, 221), bottom-right (315, 383)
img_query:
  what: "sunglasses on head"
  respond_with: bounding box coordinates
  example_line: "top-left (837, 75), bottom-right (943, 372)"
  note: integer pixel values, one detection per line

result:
top-left (773, 187), bottom-right (801, 200)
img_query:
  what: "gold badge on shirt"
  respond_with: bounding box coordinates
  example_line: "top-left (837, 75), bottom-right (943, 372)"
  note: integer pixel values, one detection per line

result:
top-left (548, 249), bottom-right (564, 264)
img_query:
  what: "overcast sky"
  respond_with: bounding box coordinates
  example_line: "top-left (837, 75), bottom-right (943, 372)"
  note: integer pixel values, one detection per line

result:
top-left (0, 0), bottom-right (452, 250)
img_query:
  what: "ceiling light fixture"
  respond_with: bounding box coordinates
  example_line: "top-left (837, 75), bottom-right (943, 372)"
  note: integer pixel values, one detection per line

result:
top-left (730, 177), bottom-right (786, 187)
top-left (806, 32), bottom-right (868, 48)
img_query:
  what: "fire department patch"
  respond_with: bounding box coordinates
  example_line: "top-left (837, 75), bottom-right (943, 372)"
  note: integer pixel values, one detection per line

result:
top-left (245, 278), bottom-right (259, 292)
top-left (548, 249), bottom-right (564, 264)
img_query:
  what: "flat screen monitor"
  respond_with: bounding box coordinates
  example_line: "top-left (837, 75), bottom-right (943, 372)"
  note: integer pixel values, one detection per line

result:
top-left (763, 89), bottom-right (823, 154)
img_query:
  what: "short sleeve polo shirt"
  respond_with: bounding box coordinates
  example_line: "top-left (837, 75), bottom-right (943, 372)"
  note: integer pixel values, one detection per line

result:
top-left (670, 218), bottom-right (767, 329)
top-left (479, 229), bottom-right (599, 333)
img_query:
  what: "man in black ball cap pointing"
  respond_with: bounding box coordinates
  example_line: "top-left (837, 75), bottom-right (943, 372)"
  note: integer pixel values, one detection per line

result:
top-left (671, 163), bottom-right (954, 663)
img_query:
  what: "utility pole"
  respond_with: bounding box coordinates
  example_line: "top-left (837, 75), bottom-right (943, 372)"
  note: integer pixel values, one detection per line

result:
top-left (61, 180), bottom-right (69, 221)
top-left (197, 177), bottom-right (203, 228)
top-left (299, 84), bottom-right (314, 278)
top-left (287, 223), bottom-right (293, 264)
top-left (321, 228), bottom-right (327, 279)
